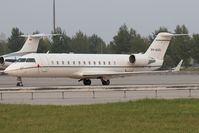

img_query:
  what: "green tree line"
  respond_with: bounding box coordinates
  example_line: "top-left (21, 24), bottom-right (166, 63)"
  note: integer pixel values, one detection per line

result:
top-left (0, 25), bottom-right (199, 68)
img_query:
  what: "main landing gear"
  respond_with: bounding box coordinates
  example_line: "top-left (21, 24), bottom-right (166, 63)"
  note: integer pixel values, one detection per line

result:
top-left (101, 79), bottom-right (110, 85)
top-left (16, 77), bottom-right (23, 87)
top-left (83, 79), bottom-right (91, 86)
top-left (78, 79), bottom-right (92, 86)
top-left (79, 78), bottom-right (110, 86)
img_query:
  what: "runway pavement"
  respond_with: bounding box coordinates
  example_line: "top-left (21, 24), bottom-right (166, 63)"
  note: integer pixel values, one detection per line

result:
top-left (0, 72), bottom-right (199, 105)
top-left (0, 72), bottom-right (199, 87)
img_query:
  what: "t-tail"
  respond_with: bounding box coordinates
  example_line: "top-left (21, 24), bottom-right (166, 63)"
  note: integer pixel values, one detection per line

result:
top-left (145, 32), bottom-right (188, 60)
top-left (17, 34), bottom-right (58, 53)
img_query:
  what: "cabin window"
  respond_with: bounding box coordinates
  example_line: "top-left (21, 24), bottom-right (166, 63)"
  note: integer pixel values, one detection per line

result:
top-left (88, 61), bottom-right (91, 65)
top-left (103, 61), bottom-right (106, 65)
top-left (114, 61), bottom-right (116, 65)
top-left (73, 61), bottom-right (75, 65)
top-left (98, 61), bottom-right (101, 65)
top-left (68, 61), bottom-right (70, 65)
top-left (51, 61), bottom-right (54, 64)
top-left (78, 61), bottom-right (81, 65)
top-left (62, 61), bottom-right (64, 65)
top-left (93, 61), bottom-right (96, 65)
top-left (57, 61), bottom-right (59, 65)
top-left (83, 61), bottom-right (86, 65)
top-left (26, 58), bottom-right (36, 63)
top-left (17, 58), bottom-right (26, 62)
top-left (108, 61), bottom-right (111, 65)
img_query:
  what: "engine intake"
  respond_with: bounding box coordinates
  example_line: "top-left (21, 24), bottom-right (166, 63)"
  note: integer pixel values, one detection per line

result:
top-left (129, 54), bottom-right (152, 66)
top-left (0, 57), bottom-right (4, 64)
top-left (129, 55), bottom-right (136, 64)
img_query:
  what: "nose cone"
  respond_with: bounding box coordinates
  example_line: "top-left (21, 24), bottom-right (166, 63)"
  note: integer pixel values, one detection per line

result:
top-left (4, 64), bottom-right (19, 76)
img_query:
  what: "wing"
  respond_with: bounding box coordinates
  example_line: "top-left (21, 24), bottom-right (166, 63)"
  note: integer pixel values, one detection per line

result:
top-left (81, 60), bottom-right (183, 79)
top-left (81, 70), bottom-right (171, 79)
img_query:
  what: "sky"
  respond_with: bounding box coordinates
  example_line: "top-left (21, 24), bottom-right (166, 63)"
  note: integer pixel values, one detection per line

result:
top-left (0, 0), bottom-right (199, 42)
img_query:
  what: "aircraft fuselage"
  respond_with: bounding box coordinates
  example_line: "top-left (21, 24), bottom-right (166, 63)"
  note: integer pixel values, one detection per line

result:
top-left (5, 53), bottom-right (163, 79)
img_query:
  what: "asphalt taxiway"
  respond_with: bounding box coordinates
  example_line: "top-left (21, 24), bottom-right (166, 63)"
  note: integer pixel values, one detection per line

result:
top-left (0, 72), bottom-right (199, 105)
top-left (0, 72), bottom-right (199, 87)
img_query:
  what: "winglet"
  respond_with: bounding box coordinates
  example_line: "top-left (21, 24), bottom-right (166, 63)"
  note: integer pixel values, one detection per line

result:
top-left (172, 60), bottom-right (183, 72)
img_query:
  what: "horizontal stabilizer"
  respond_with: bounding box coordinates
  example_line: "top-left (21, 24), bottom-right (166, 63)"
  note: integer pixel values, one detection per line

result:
top-left (171, 34), bottom-right (190, 37)
top-left (155, 33), bottom-right (189, 37)
top-left (20, 34), bottom-right (61, 38)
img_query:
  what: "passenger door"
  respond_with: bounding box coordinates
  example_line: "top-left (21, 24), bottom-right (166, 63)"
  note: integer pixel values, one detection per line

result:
top-left (39, 55), bottom-right (49, 74)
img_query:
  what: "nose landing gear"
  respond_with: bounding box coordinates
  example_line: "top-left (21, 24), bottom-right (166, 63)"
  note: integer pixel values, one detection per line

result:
top-left (16, 77), bottom-right (23, 87)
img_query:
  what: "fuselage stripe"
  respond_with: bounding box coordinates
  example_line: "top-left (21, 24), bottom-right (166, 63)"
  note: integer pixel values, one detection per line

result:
top-left (18, 65), bottom-right (161, 71)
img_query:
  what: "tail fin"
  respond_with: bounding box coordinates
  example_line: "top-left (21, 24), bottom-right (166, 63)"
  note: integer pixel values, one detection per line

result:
top-left (145, 32), bottom-right (173, 60)
top-left (17, 35), bottom-right (40, 53)
top-left (145, 32), bottom-right (188, 60)
top-left (17, 34), bottom-right (60, 53)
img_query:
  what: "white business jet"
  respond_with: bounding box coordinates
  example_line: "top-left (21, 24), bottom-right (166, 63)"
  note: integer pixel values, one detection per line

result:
top-left (0, 34), bottom-right (54, 70)
top-left (4, 32), bottom-right (184, 86)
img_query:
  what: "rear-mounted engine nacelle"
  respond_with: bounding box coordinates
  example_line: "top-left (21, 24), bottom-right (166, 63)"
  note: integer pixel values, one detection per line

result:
top-left (129, 54), bottom-right (154, 66)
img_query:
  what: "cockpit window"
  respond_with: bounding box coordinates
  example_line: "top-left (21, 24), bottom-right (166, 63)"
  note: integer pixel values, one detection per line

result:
top-left (17, 58), bottom-right (26, 62)
top-left (26, 58), bottom-right (36, 63)
top-left (5, 59), bottom-right (17, 63)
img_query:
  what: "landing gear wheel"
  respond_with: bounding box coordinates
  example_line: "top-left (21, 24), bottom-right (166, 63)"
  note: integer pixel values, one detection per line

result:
top-left (16, 77), bottom-right (23, 87)
top-left (16, 82), bottom-right (23, 87)
top-left (101, 80), bottom-right (110, 86)
top-left (83, 79), bottom-right (91, 86)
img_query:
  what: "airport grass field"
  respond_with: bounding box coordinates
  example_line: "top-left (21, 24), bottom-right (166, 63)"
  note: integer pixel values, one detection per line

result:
top-left (0, 99), bottom-right (199, 133)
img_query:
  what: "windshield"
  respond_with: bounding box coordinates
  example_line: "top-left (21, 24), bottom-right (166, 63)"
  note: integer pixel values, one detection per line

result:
top-left (17, 58), bottom-right (26, 62)
top-left (17, 58), bottom-right (36, 63)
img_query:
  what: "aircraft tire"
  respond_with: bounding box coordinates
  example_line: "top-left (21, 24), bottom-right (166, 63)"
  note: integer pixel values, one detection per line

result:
top-left (83, 79), bottom-right (91, 86)
top-left (16, 82), bottom-right (23, 87)
top-left (102, 80), bottom-right (110, 86)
